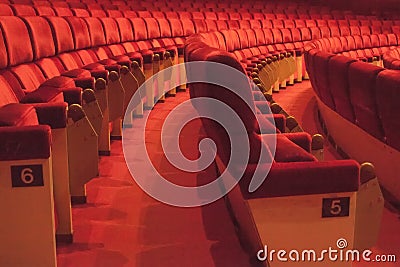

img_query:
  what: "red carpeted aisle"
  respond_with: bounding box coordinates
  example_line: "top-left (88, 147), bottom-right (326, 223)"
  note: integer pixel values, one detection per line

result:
top-left (57, 92), bottom-right (250, 267)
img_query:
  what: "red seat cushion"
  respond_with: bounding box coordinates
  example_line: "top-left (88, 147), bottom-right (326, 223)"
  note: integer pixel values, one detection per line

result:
top-left (98, 58), bottom-right (118, 65)
top-left (21, 87), bottom-right (64, 103)
top-left (274, 135), bottom-right (316, 162)
top-left (41, 76), bottom-right (76, 89)
top-left (83, 62), bottom-right (105, 71)
top-left (0, 103), bottom-right (38, 126)
top-left (62, 68), bottom-right (91, 78)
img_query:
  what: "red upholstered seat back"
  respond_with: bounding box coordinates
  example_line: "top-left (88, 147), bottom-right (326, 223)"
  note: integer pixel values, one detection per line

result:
top-left (45, 16), bottom-right (74, 54)
top-left (348, 62), bottom-right (385, 141)
top-left (186, 45), bottom-right (273, 166)
top-left (22, 16), bottom-right (56, 61)
top-left (64, 17), bottom-right (91, 51)
top-left (11, 4), bottom-right (36, 16)
top-left (312, 51), bottom-right (336, 109)
top-left (0, 75), bottom-right (20, 106)
top-left (376, 70), bottom-right (400, 151)
top-left (0, 16), bottom-right (33, 67)
top-left (328, 55), bottom-right (357, 123)
top-left (53, 7), bottom-right (72, 16)
top-left (0, 3), bottom-right (14, 15)
top-left (34, 6), bottom-right (55, 16)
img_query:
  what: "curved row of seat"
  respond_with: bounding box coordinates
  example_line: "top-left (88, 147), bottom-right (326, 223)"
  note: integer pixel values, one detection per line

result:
top-left (304, 35), bottom-right (400, 150)
top-left (198, 30), bottom-right (400, 59)
top-left (191, 28), bottom-right (400, 97)
top-left (383, 47), bottom-right (400, 69)
top-left (2, 14), bottom-right (397, 98)
top-left (304, 33), bottom-right (400, 62)
top-left (2, 4), bottom-right (398, 33)
top-left (1, 10), bottom-right (397, 200)
top-left (2, 14), bottom-right (397, 155)
top-left (1, 0), bottom-right (364, 18)
top-left (303, 33), bottom-right (400, 202)
top-left (0, 3), bottom-right (379, 21)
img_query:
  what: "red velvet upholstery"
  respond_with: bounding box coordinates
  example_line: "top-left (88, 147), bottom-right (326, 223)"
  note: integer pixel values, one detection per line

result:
top-left (348, 62), bottom-right (385, 140)
top-left (53, 7), bottom-right (73, 16)
top-left (45, 16), bottom-right (74, 54)
top-left (0, 3), bottom-right (13, 15)
top-left (375, 70), bottom-right (400, 151)
top-left (11, 4), bottom-right (36, 16)
top-left (20, 86), bottom-right (64, 104)
top-left (312, 51), bottom-right (336, 109)
top-left (186, 39), bottom-right (361, 198)
top-left (238, 160), bottom-right (360, 199)
top-left (281, 132), bottom-right (312, 152)
top-left (0, 16), bottom-right (33, 66)
top-left (274, 135), bottom-right (316, 162)
top-left (328, 55), bottom-right (357, 122)
top-left (0, 103), bottom-right (38, 127)
top-left (383, 47), bottom-right (400, 70)
top-left (41, 76), bottom-right (77, 89)
top-left (35, 6), bottom-right (56, 16)
top-left (0, 125), bottom-right (51, 161)
top-left (32, 102), bottom-right (68, 129)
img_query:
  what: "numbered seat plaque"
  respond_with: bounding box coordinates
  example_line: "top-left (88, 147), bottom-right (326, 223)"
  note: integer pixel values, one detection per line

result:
top-left (11, 165), bottom-right (44, 187)
top-left (322, 197), bottom-right (350, 218)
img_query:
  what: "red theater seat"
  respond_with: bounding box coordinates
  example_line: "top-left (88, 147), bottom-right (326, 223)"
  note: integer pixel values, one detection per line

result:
top-left (327, 55), bottom-right (357, 123)
top-left (186, 43), bottom-right (360, 202)
top-left (348, 62), bottom-right (385, 141)
top-left (11, 3), bottom-right (36, 15)
top-left (71, 8), bottom-right (90, 17)
top-left (0, 3), bottom-right (14, 15)
top-left (375, 70), bottom-right (400, 151)
top-left (53, 7), bottom-right (73, 16)
top-left (34, 6), bottom-right (55, 16)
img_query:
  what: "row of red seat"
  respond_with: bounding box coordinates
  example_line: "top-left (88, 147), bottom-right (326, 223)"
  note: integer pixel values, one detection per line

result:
top-left (0, 3), bottom-right (372, 20)
top-left (383, 47), bottom-right (400, 69)
top-left (304, 34), bottom-right (400, 61)
top-left (7, 0), bottom-right (399, 21)
top-left (1, 0), bottom-right (342, 12)
top-left (0, 13), bottom-right (397, 149)
top-left (304, 37), bottom-right (400, 152)
top-left (303, 35), bottom-right (400, 205)
top-left (1, 15), bottom-right (396, 134)
top-left (195, 29), bottom-right (400, 62)
top-left (2, 0), bottom-right (323, 5)
top-left (0, 14), bottom-right (183, 245)
top-left (1, 5), bottom-right (398, 39)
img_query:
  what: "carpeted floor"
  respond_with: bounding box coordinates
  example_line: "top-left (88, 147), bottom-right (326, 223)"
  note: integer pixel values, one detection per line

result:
top-left (57, 82), bottom-right (400, 267)
top-left (57, 92), bottom-right (250, 267)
